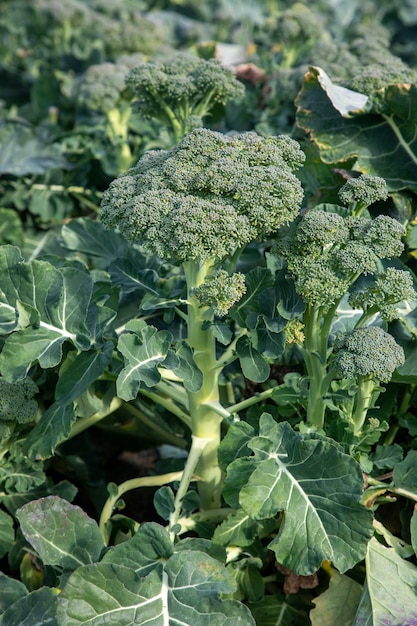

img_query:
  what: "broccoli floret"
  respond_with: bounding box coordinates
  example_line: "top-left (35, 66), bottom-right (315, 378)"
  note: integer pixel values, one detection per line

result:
top-left (100, 128), bottom-right (305, 264)
top-left (349, 267), bottom-right (417, 322)
top-left (334, 326), bottom-right (404, 384)
top-left (333, 325), bottom-right (405, 435)
top-left (125, 53), bottom-right (245, 143)
top-left (194, 270), bottom-right (246, 317)
top-left (0, 377), bottom-right (39, 441)
top-left (74, 61), bottom-right (135, 114)
top-left (265, 3), bottom-right (326, 69)
top-left (341, 61), bottom-right (417, 110)
top-left (338, 175), bottom-right (389, 215)
top-left (274, 209), bottom-right (404, 311)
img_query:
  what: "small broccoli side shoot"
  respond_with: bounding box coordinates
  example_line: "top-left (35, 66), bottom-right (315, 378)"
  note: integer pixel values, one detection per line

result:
top-left (0, 377), bottom-right (39, 449)
top-left (72, 56), bottom-right (144, 174)
top-left (272, 172), bottom-right (413, 432)
top-left (125, 53), bottom-right (245, 144)
top-left (334, 326), bottom-right (405, 434)
top-left (338, 175), bottom-right (389, 215)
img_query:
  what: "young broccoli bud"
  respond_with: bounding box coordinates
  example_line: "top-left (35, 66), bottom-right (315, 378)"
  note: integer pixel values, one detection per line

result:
top-left (295, 211), bottom-right (350, 252)
top-left (349, 267), bottom-right (417, 322)
top-left (0, 377), bottom-right (39, 439)
top-left (334, 326), bottom-right (404, 383)
top-left (125, 53), bottom-right (245, 142)
top-left (284, 318), bottom-right (305, 344)
top-left (360, 215), bottom-right (405, 259)
top-left (100, 128), bottom-right (305, 264)
top-left (194, 270), bottom-right (246, 317)
top-left (338, 175), bottom-right (389, 215)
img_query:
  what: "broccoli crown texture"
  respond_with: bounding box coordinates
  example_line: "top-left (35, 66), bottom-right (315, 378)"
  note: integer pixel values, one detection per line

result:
top-left (274, 210), bottom-right (405, 309)
top-left (0, 377), bottom-right (38, 427)
top-left (338, 175), bottom-right (389, 211)
top-left (334, 326), bottom-right (405, 383)
top-left (349, 268), bottom-right (416, 321)
top-left (194, 270), bottom-right (246, 316)
top-left (342, 62), bottom-right (417, 97)
top-left (100, 128), bottom-right (305, 263)
top-left (125, 53), bottom-right (245, 123)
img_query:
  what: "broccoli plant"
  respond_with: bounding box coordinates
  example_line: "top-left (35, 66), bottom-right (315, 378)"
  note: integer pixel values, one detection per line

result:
top-left (72, 55), bottom-right (144, 175)
top-left (125, 53), bottom-right (245, 145)
top-left (273, 174), bottom-right (415, 434)
top-left (100, 126), bottom-right (305, 511)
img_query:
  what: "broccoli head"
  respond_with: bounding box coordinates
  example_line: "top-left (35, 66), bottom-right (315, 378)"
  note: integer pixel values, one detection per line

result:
top-left (338, 175), bottom-right (389, 215)
top-left (274, 209), bottom-right (406, 311)
top-left (194, 270), bottom-right (246, 317)
top-left (125, 53), bottom-right (245, 142)
top-left (334, 326), bottom-right (405, 383)
top-left (264, 3), bottom-right (325, 69)
top-left (349, 267), bottom-right (416, 322)
top-left (0, 377), bottom-right (39, 440)
top-left (100, 128), bottom-right (305, 264)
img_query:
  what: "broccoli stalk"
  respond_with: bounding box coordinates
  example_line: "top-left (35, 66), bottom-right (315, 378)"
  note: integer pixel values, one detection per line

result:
top-left (274, 175), bottom-right (414, 431)
top-left (100, 127), bottom-right (305, 510)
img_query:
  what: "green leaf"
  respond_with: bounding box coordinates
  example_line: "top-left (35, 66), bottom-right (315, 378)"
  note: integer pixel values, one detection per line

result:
top-left (310, 569), bottom-right (362, 626)
top-left (0, 509), bottom-right (14, 558)
top-left (0, 123), bottom-right (66, 176)
top-left (0, 250), bottom-right (97, 380)
top-left (58, 553), bottom-right (255, 625)
top-left (236, 336), bottom-right (270, 383)
top-left (393, 449), bottom-right (417, 494)
top-left (225, 416), bottom-right (373, 575)
top-left (153, 487), bottom-right (176, 521)
top-left (354, 538), bottom-right (417, 625)
top-left (0, 452), bottom-right (45, 493)
top-left (218, 421), bottom-right (255, 471)
top-left (232, 268), bottom-right (275, 327)
top-left (116, 324), bottom-right (172, 401)
top-left (22, 403), bottom-right (76, 460)
top-left (0, 587), bottom-right (58, 626)
top-left (164, 341), bottom-right (203, 392)
top-left (0, 571), bottom-right (28, 615)
top-left (248, 594), bottom-right (308, 626)
top-left (55, 343), bottom-right (114, 405)
top-left (109, 259), bottom-right (160, 297)
top-left (297, 66), bottom-right (417, 192)
top-left (371, 444), bottom-right (404, 470)
top-left (16, 496), bottom-right (104, 571)
top-left (0, 208), bottom-right (23, 246)
top-left (212, 510), bottom-right (260, 548)
top-left (61, 217), bottom-right (127, 261)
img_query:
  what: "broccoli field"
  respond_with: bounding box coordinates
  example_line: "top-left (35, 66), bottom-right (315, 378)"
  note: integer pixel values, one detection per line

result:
top-left (1, 0), bottom-right (417, 624)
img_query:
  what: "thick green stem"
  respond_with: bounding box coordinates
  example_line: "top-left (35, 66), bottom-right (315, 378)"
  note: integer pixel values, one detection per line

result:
top-left (303, 304), bottom-right (329, 428)
top-left (352, 377), bottom-right (377, 435)
top-left (183, 260), bottom-right (223, 510)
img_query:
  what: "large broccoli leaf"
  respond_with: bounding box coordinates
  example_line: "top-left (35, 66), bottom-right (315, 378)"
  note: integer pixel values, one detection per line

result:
top-left (57, 522), bottom-right (255, 626)
top-left (296, 66), bottom-right (417, 192)
top-left (221, 415), bottom-right (373, 575)
top-left (0, 245), bottom-right (109, 382)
